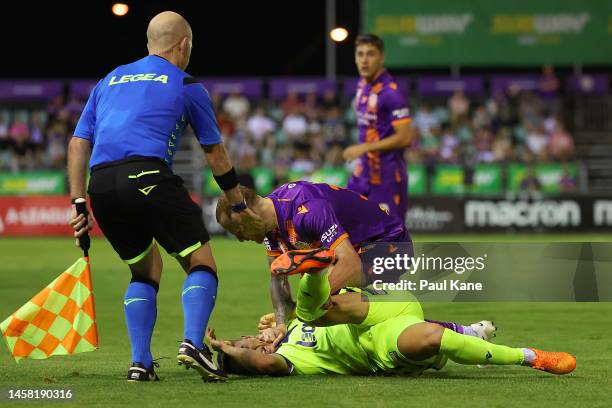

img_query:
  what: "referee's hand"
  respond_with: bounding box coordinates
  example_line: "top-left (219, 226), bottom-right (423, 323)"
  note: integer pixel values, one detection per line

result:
top-left (231, 208), bottom-right (264, 238)
top-left (69, 206), bottom-right (95, 247)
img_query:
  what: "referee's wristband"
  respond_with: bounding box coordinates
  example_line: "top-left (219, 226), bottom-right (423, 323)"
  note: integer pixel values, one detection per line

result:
top-left (231, 200), bottom-right (248, 213)
top-left (214, 167), bottom-right (239, 191)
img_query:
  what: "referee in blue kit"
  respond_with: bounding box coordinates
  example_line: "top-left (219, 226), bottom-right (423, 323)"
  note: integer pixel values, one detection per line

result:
top-left (67, 11), bottom-right (260, 383)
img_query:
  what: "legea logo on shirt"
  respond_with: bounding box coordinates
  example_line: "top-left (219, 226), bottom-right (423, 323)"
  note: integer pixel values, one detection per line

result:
top-left (321, 224), bottom-right (339, 244)
top-left (109, 73), bottom-right (169, 86)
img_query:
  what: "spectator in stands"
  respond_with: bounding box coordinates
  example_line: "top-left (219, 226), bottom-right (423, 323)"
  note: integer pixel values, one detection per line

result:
top-left (303, 91), bottom-right (318, 116)
top-left (246, 107), bottom-right (276, 142)
top-left (29, 111), bottom-right (46, 165)
top-left (414, 103), bottom-right (440, 136)
top-left (237, 148), bottom-right (257, 190)
top-left (491, 128), bottom-right (514, 163)
top-left (46, 119), bottom-right (68, 169)
top-left (525, 125), bottom-right (549, 162)
top-left (473, 128), bottom-right (494, 163)
top-left (321, 89), bottom-right (340, 111)
top-left (539, 65), bottom-right (560, 99)
top-left (281, 90), bottom-right (303, 115)
top-left (282, 107), bottom-right (308, 142)
top-left (0, 115), bottom-right (11, 169)
top-left (421, 125), bottom-right (441, 164)
top-left (548, 122), bottom-right (575, 160)
top-left (322, 106), bottom-right (346, 147)
top-left (472, 105), bottom-right (491, 130)
top-left (222, 91), bottom-right (250, 120)
top-left (448, 90), bottom-right (469, 124)
top-left (519, 91), bottom-right (545, 129)
top-left (0, 115), bottom-right (9, 149)
top-left (210, 91), bottom-right (222, 112)
top-left (216, 110), bottom-right (235, 139)
top-left (9, 119), bottom-right (32, 171)
top-left (520, 166), bottom-right (542, 195)
top-left (559, 163), bottom-right (577, 193)
top-left (259, 134), bottom-right (277, 167)
top-left (543, 111), bottom-right (559, 135)
top-left (290, 143), bottom-right (315, 174)
top-left (323, 143), bottom-right (345, 168)
top-left (305, 108), bottom-right (322, 137)
top-left (439, 125), bottom-right (460, 163)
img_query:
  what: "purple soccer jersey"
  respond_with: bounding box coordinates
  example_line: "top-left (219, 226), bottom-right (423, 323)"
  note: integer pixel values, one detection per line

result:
top-left (347, 70), bottom-right (411, 221)
top-left (263, 181), bottom-right (408, 257)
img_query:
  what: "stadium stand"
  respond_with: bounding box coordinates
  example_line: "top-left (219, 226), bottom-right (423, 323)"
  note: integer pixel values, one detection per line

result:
top-left (1, 72), bottom-right (610, 198)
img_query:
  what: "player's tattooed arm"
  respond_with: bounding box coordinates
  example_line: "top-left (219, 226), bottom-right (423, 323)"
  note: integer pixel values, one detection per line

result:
top-left (270, 277), bottom-right (295, 325)
top-left (264, 256), bottom-right (295, 346)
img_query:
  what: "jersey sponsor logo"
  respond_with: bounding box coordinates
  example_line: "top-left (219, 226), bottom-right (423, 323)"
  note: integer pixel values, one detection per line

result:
top-left (109, 73), bottom-right (169, 86)
top-left (295, 323), bottom-right (317, 347)
top-left (392, 108), bottom-right (410, 119)
top-left (368, 93), bottom-right (378, 109)
top-left (356, 111), bottom-right (378, 127)
top-left (321, 224), bottom-right (339, 244)
top-left (379, 203), bottom-right (390, 215)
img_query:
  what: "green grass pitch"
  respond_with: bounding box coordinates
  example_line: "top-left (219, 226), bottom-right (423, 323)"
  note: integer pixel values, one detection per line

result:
top-left (1, 235), bottom-right (611, 407)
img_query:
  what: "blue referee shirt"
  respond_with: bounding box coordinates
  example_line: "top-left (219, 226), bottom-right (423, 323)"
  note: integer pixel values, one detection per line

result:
top-left (73, 55), bottom-right (222, 168)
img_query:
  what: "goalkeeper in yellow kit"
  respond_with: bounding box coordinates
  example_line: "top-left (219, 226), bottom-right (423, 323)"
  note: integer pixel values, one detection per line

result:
top-left (207, 285), bottom-right (576, 377)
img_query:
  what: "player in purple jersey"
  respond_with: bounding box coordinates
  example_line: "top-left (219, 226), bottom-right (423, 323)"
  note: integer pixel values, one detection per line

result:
top-left (343, 34), bottom-right (413, 222)
top-left (216, 181), bottom-right (413, 344)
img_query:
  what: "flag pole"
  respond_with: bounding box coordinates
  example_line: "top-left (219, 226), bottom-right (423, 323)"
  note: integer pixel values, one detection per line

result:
top-left (74, 198), bottom-right (90, 258)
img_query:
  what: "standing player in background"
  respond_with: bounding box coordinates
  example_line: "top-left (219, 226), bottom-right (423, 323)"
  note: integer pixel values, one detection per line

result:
top-left (343, 34), bottom-right (413, 222)
top-left (67, 11), bottom-right (261, 382)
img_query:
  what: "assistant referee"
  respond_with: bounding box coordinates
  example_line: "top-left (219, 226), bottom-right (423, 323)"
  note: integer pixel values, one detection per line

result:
top-left (67, 11), bottom-right (258, 382)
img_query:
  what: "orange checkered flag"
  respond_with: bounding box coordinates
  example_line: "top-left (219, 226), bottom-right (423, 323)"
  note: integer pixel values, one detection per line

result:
top-left (0, 257), bottom-right (98, 362)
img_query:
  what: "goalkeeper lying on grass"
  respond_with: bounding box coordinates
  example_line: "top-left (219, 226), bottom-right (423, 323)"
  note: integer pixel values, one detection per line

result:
top-left (207, 287), bottom-right (576, 377)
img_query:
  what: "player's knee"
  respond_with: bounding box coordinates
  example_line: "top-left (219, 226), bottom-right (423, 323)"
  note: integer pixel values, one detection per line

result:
top-left (185, 244), bottom-right (217, 273)
top-left (420, 323), bottom-right (444, 354)
top-left (188, 264), bottom-right (218, 282)
top-left (130, 275), bottom-right (159, 292)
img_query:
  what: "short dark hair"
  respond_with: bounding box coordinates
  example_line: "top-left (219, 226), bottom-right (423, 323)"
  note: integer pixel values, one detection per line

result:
top-left (355, 33), bottom-right (384, 52)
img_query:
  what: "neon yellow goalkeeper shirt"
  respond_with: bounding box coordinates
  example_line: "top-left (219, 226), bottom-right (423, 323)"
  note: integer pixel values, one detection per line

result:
top-left (275, 319), bottom-right (377, 375)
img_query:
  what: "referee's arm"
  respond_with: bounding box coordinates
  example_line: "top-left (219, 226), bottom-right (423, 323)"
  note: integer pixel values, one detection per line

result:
top-left (68, 82), bottom-right (98, 241)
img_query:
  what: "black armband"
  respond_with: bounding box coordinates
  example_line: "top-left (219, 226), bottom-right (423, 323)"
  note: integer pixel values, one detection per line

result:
top-left (213, 167), bottom-right (239, 191)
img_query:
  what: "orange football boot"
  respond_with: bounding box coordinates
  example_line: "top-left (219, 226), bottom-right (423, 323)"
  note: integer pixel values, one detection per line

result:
top-left (271, 248), bottom-right (335, 276)
top-left (528, 348), bottom-right (576, 375)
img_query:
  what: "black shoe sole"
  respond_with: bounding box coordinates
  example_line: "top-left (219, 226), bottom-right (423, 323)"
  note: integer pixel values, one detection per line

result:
top-left (177, 354), bottom-right (227, 383)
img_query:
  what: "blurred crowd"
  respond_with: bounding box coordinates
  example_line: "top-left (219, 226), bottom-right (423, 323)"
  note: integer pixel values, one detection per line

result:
top-left (0, 95), bottom-right (84, 172)
top-left (411, 87), bottom-right (575, 167)
top-left (0, 82), bottom-right (576, 192)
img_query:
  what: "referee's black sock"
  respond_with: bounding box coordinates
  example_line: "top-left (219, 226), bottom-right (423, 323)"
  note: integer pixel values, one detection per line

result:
top-left (182, 265), bottom-right (217, 349)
